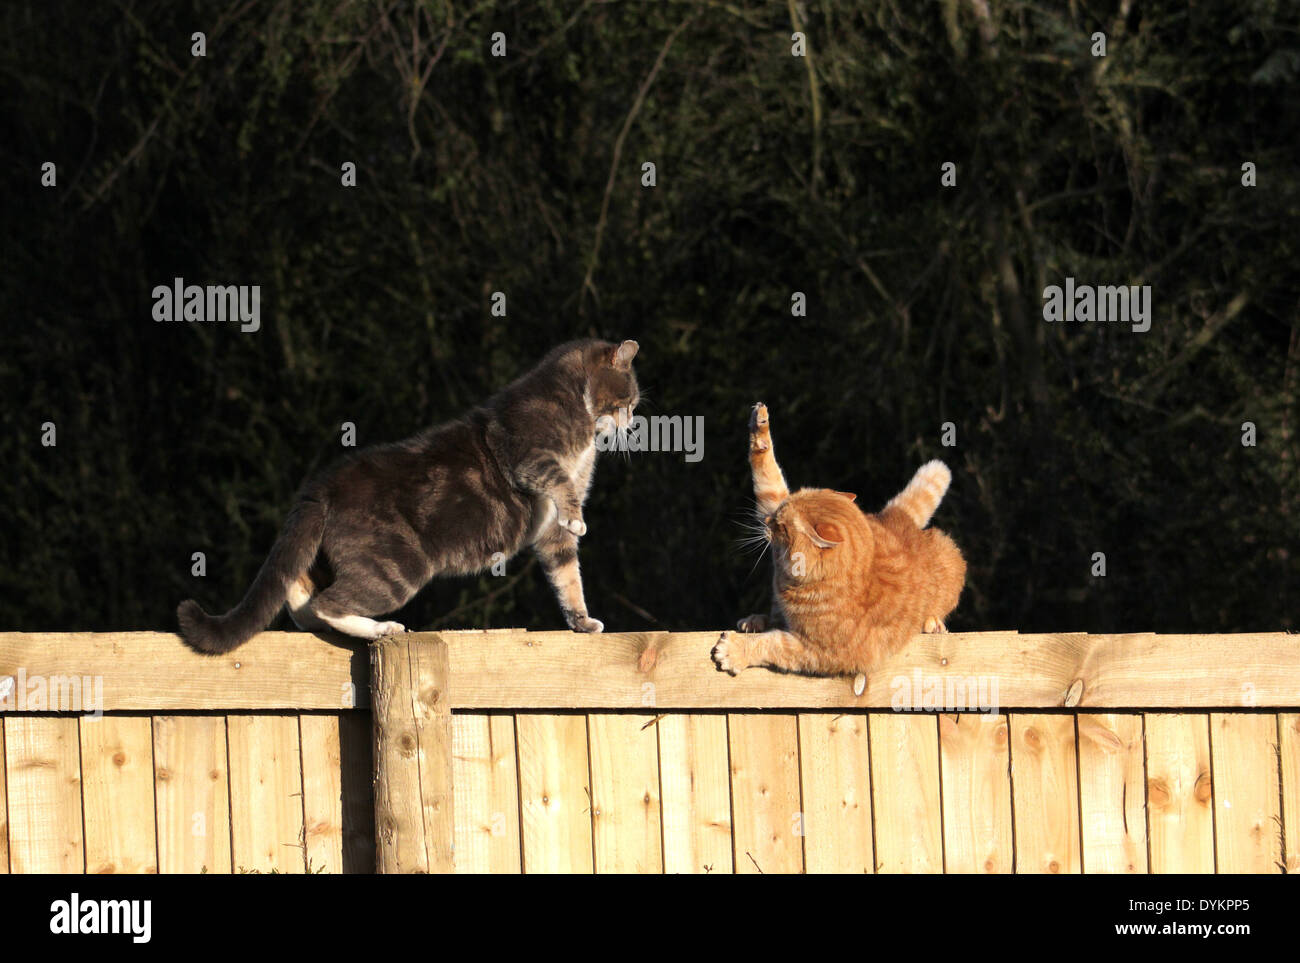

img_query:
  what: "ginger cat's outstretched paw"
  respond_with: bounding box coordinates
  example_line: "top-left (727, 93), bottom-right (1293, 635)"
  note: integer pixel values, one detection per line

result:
top-left (712, 631), bottom-right (748, 675)
top-left (737, 613), bottom-right (768, 633)
top-left (922, 617), bottom-right (948, 634)
top-left (749, 403), bottom-right (770, 453)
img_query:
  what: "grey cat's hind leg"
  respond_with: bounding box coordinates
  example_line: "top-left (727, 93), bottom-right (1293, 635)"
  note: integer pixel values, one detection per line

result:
top-left (533, 525), bottom-right (602, 633)
top-left (286, 573), bottom-right (330, 632)
top-left (302, 562), bottom-right (416, 641)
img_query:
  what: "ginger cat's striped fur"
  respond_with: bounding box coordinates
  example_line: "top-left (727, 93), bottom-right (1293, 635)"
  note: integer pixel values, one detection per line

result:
top-left (712, 403), bottom-right (966, 686)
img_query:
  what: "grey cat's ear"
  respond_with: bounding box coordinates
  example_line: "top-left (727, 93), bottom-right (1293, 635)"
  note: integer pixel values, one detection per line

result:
top-left (611, 339), bottom-right (639, 371)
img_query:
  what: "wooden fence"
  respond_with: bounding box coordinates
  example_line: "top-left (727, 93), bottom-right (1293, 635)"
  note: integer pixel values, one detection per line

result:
top-left (0, 630), bottom-right (1296, 873)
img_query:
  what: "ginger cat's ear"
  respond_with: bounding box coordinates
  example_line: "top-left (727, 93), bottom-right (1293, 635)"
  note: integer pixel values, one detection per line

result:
top-left (611, 339), bottom-right (639, 371)
top-left (811, 521), bottom-right (842, 548)
top-left (834, 491), bottom-right (857, 502)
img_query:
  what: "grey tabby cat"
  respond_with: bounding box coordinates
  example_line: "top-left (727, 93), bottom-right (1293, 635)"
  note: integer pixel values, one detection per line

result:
top-left (177, 338), bottom-right (639, 653)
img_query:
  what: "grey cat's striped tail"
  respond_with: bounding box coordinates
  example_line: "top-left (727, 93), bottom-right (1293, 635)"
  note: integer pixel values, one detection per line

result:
top-left (177, 501), bottom-right (326, 654)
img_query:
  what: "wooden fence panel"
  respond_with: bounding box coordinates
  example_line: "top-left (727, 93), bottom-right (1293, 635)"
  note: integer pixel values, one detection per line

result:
top-left (3, 717), bottom-right (83, 873)
top-left (1010, 714), bottom-right (1080, 874)
top-left (939, 712), bottom-right (1012, 874)
top-left (152, 716), bottom-right (232, 873)
top-left (299, 715), bottom-right (345, 874)
top-left (1280, 713), bottom-right (1300, 874)
top-left (1077, 714), bottom-right (1147, 873)
top-left (587, 714), bottom-right (663, 873)
top-left (227, 714), bottom-right (306, 874)
top-left (452, 713), bottom-right (522, 873)
top-left (1210, 713), bottom-right (1281, 873)
top-left (728, 714), bottom-right (803, 874)
top-left (516, 714), bottom-right (593, 873)
top-left (1143, 713), bottom-right (1213, 873)
top-left (0, 723), bottom-right (8, 874)
top-left (657, 713), bottom-right (733, 874)
top-left (80, 716), bottom-right (158, 874)
top-left (869, 713), bottom-right (942, 873)
top-left (336, 712), bottom-right (375, 873)
top-left (797, 712), bottom-right (874, 873)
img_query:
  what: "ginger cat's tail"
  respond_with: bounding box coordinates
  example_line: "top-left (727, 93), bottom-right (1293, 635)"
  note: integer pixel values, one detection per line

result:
top-left (885, 460), bottom-right (951, 528)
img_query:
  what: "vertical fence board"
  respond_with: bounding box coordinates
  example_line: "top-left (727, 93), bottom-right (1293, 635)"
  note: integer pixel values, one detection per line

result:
top-left (1143, 712), bottom-right (1213, 873)
top-left (1077, 714), bottom-right (1147, 873)
top-left (1010, 714), bottom-right (1080, 874)
top-left (227, 714), bottom-right (306, 874)
top-left (657, 714), bottom-right (733, 874)
top-left (869, 713), bottom-right (943, 873)
top-left (80, 716), bottom-right (158, 873)
top-left (728, 714), bottom-right (802, 874)
top-left (452, 713), bottom-right (522, 873)
top-left (588, 714), bottom-right (663, 873)
top-left (1210, 713), bottom-right (1281, 873)
top-left (298, 715), bottom-right (344, 874)
top-left (516, 714), bottom-right (593, 873)
top-left (939, 713), bottom-right (1012, 873)
top-left (0, 723), bottom-right (8, 873)
top-left (153, 716), bottom-right (232, 874)
top-left (337, 712), bottom-right (375, 873)
top-left (3, 717), bottom-right (83, 873)
top-left (1281, 714), bottom-right (1300, 873)
top-left (797, 712), bottom-right (874, 873)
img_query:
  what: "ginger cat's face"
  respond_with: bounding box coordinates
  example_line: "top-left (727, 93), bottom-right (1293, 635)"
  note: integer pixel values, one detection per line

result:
top-left (767, 489), bottom-right (868, 586)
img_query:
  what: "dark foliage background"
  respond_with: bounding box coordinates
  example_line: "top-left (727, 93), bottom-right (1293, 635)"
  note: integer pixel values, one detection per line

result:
top-left (2, 0), bottom-right (1296, 635)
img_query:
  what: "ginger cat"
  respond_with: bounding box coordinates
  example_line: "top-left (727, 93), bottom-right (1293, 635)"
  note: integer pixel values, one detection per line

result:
top-left (712, 403), bottom-right (965, 686)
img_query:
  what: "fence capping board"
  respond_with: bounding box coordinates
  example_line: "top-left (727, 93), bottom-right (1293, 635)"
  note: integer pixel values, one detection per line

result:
top-left (0, 630), bottom-right (1296, 712)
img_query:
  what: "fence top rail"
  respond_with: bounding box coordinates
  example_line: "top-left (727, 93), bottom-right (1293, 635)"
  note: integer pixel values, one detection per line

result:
top-left (0, 629), bottom-right (1295, 712)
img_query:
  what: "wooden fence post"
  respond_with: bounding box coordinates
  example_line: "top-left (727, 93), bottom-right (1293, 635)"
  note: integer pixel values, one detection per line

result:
top-left (371, 635), bottom-right (454, 873)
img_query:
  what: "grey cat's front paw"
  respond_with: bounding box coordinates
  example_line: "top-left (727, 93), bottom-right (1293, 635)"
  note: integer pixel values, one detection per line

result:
top-left (737, 613), bottom-right (768, 633)
top-left (373, 621), bottom-right (407, 639)
top-left (568, 613), bottom-right (603, 633)
top-left (559, 517), bottom-right (587, 537)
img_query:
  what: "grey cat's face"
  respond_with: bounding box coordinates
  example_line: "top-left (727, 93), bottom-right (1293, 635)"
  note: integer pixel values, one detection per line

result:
top-left (588, 339), bottom-right (640, 429)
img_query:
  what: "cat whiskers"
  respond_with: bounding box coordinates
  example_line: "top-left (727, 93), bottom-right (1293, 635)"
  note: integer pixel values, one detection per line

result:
top-left (734, 518), bottom-right (773, 579)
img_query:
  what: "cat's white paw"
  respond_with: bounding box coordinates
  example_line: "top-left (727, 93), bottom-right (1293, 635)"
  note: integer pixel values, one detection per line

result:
top-left (569, 614), bottom-right (603, 633)
top-left (559, 517), bottom-right (587, 537)
top-left (922, 617), bottom-right (948, 634)
top-left (711, 632), bottom-right (747, 675)
top-left (373, 621), bottom-right (407, 639)
top-left (853, 673), bottom-right (867, 697)
top-left (737, 613), bottom-right (768, 633)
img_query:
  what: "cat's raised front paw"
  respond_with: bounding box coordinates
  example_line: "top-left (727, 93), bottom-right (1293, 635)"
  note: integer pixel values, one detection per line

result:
top-left (568, 613), bottom-right (603, 633)
top-left (749, 403), bottom-right (770, 453)
top-left (737, 613), bottom-right (768, 633)
top-left (559, 517), bottom-right (587, 537)
top-left (711, 631), bottom-right (748, 675)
